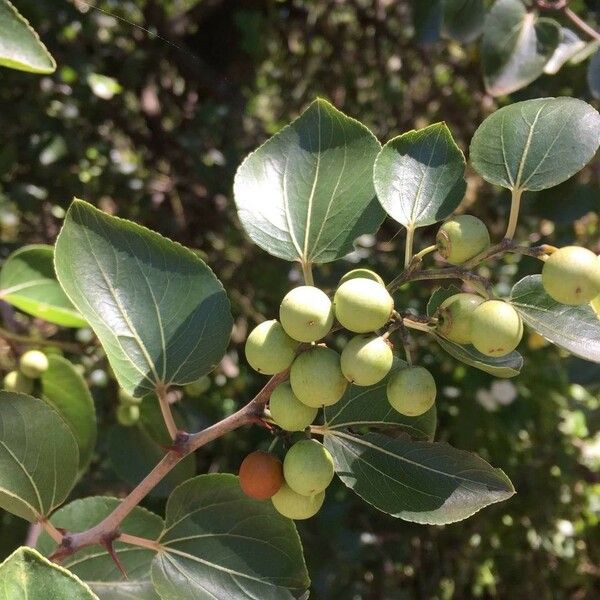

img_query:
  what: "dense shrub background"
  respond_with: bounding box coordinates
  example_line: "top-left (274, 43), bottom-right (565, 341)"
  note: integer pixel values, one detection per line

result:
top-left (0, 1), bottom-right (599, 598)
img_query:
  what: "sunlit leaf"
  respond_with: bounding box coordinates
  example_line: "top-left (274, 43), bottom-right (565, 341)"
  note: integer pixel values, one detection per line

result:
top-left (544, 27), bottom-right (585, 75)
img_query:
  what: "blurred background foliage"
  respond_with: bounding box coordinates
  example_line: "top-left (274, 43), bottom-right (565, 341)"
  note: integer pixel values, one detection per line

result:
top-left (0, 0), bottom-right (599, 598)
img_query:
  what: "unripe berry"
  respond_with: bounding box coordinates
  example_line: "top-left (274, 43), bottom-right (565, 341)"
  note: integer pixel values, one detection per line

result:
top-left (279, 287), bottom-right (334, 343)
top-left (2, 370), bottom-right (33, 394)
top-left (116, 403), bottom-right (140, 427)
top-left (283, 439), bottom-right (334, 496)
top-left (436, 215), bottom-right (490, 265)
top-left (470, 300), bottom-right (523, 357)
top-left (269, 382), bottom-right (317, 431)
top-left (271, 483), bottom-right (325, 520)
top-left (333, 278), bottom-right (394, 333)
top-left (118, 388), bottom-right (142, 405)
top-left (340, 335), bottom-right (393, 386)
top-left (19, 350), bottom-right (49, 378)
top-left (239, 450), bottom-right (284, 500)
top-left (435, 293), bottom-right (485, 345)
top-left (340, 268), bottom-right (385, 286)
top-left (387, 366), bottom-right (436, 417)
top-left (184, 376), bottom-right (211, 397)
top-left (245, 319), bottom-right (298, 374)
top-left (290, 347), bottom-right (347, 408)
top-left (542, 246), bottom-right (600, 305)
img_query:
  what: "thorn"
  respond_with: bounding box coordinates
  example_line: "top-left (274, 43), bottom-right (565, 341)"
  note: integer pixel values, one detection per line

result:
top-left (101, 533), bottom-right (128, 579)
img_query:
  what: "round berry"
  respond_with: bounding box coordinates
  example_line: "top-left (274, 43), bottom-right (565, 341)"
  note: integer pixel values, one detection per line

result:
top-left (436, 215), bottom-right (490, 265)
top-left (116, 404), bottom-right (140, 427)
top-left (339, 268), bottom-right (385, 286)
top-left (2, 370), bottom-right (33, 394)
top-left (19, 350), bottom-right (49, 379)
top-left (470, 300), bottom-right (523, 357)
top-left (290, 347), bottom-right (347, 408)
top-left (271, 483), bottom-right (325, 520)
top-left (340, 335), bottom-right (393, 386)
top-left (283, 439), bottom-right (334, 497)
top-left (269, 382), bottom-right (317, 432)
top-left (239, 451), bottom-right (284, 500)
top-left (245, 319), bottom-right (298, 374)
top-left (279, 287), bottom-right (334, 343)
top-left (435, 293), bottom-right (485, 345)
top-left (333, 278), bottom-right (393, 333)
top-left (118, 388), bottom-right (142, 405)
top-left (542, 246), bottom-right (600, 305)
top-left (387, 366), bottom-right (436, 417)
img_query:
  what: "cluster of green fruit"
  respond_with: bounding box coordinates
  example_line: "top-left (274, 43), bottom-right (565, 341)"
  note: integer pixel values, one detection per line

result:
top-left (2, 350), bottom-right (49, 394)
top-left (238, 440), bottom-right (334, 520)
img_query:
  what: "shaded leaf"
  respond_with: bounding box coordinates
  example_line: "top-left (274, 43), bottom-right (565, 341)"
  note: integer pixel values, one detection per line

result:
top-left (55, 200), bottom-right (233, 397)
top-left (324, 359), bottom-right (437, 440)
top-left (41, 355), bottom-right (97, 472)
top-left (510, 275), bottom-right (600, 363)
top-left (325, 430), bottom-right (515, 524)
top-left (0, 0), bottom-right (56, 74)
top-left (152, 474), bottom-right (309, 600)
top-left (373, 123), bottom-right (466, 233)
top-left (470, 97), bottom-right (600, 192)
top-left (432, 333), bottom-right (523, 378)
top-left (443, 0), bottom-right (486, 44)
top-left (107, 425), bottom-right (195, 499)
top-left (426, 284), bottom-right (463, 316)
top-left (0, 392), bottom-right (78, 521)
top-left (587, 49), bottom-right (600, 99)
top-left (482, 0), bottom-right (560, 96)
top-left (37, 497), bottom-right (163, 600)
top-left (544, 27), bottom-right (585, 75)
top-left (0, 244), bottom-right (86, 328)
top-left (412, 0), bottom-right (443, 45)
top-left (233, 99), bottom-right (383, 266)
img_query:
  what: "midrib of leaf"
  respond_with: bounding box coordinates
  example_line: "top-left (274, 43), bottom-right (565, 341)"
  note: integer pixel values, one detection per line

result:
top-left (81, 211), bottom-right (160, 385)
top-left (328, 430), bottom-right (510, 489)
top-left (513, 104), bottom-right (544, 191)
top-left (325, 384), bottom-right (383, 425)
top-left (282, 154), bottom-right (303, 260)
top-left (302, 101), bottom-right (322, 265)
top-left (0, 279), bottom-right (50, 298)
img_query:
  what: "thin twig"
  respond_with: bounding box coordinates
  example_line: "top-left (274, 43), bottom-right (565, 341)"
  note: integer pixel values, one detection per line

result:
top-left (119, 533), bottom-right (163, 551)
top-left (0, 327), bottom-right (83, 353)
top-left (564, 7), bottom-right (600, 41)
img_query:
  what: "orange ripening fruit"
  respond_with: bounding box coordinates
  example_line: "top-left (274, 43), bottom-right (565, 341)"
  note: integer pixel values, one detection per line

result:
top-left (239, 451), bottom-right (284, 500)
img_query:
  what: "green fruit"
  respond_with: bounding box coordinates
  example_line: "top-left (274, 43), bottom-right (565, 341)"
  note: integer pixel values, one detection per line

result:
top-left (116, 403), bottom-right (140, 427)
top-left (340, 268), bottom-right (384, 286)
top-left (592, 294), bottom-right (600, 318)
top-left (118, 388), bottom-right (142, 405)
top-left (269, 381), bottom-right (317, 431)
top-left (340, 335), bottom-right (393, 386)
top-left (436, 215), bottom-right (490, 265)
top-left (470, 300), bottom-right (523, 357)
top-left (279, 287), bottom-right (334, 342)
top-left (333, 278), bottom-right (394, 333)
top-left (2, 370), bottom-right (34, 394)
top-left (271, 483), bottom-right (325, 520)
top-left (290, 347), bottom-right (347, 408)
top-left (19, 350), bottom-right (49, 378)
top-left (283, 439), bottom-right (334, 496)
top-left (184, 376), bottom-right (211, 397)
top-left (387, 366), bottom-right (436, 417)
top-left (245, 319), bottom-right (299, 374)
top-left (542, 246), bottom-right (600, 305)
top-left (435, 293), bottom-right (485, 345)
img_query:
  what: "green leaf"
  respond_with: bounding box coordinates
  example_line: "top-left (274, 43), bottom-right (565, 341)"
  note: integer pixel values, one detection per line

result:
top-left (37, 497), bottom-right (163, 600)
top-left (0, 547), bottom-right (98, 599)
top-left (426, 284), bottom-right (463, 316)
top-left (412, 0), bottom-right (443, 45)
top-left (0, 245), bottom-right (86, 328)
top-left (151, 474), bottom-right (310, 600)
top-left (233, 99), bottom-right (383, 266)
top-left (324, 430), bottom-right (515, 524)
top-left (373, 123), bottom-right (466, 233)
top-left (54, 199), bottom-right (233, 397)
top-left (324, 359), bottom-right (437, 440)
top-left (443, 0), bottom-right (486, 44)
top-left (0, 392), bottom-right (78, 522)
top-left (40, 355), bottom-right (97, 472)
top-left (481, 0), bottom-right (560, 96)
top-left (510, 275), bottom-right (600, 363)
top-left (432, 333), bottom-right (523, 378)
top-left (107, 425), bottom-right (195, 498)
top-left (0, 0), bottom-right (56, 74)
top-left (587, 49), bottom-right (600, 100)
top-left (470, 97), bottom-right (600, 192)
top-left (544, 27), bottom-right (585, 75)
